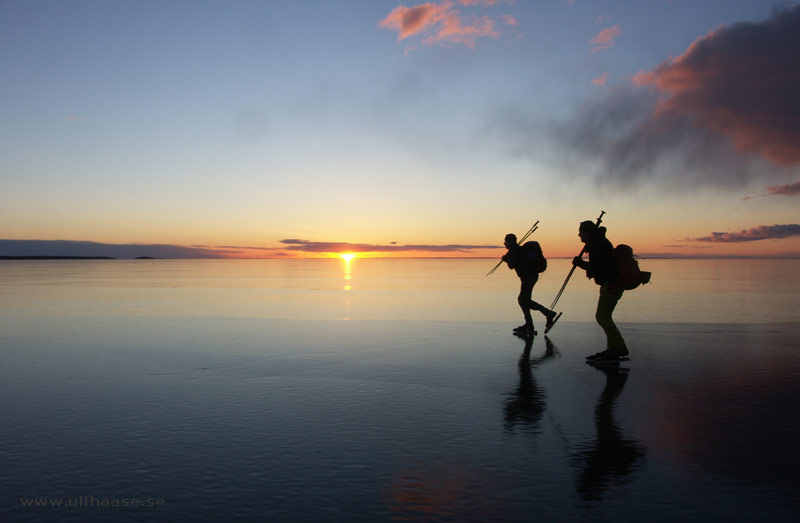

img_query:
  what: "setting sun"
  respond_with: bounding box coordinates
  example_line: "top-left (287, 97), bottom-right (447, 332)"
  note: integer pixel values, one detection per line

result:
top-left (340, 253), bottom-right (355, 262)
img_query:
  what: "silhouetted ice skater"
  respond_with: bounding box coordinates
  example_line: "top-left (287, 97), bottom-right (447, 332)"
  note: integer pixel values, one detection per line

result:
top-left (572, 221), bottom-right (629, 362)
top-left (502, 233), bottom-right (557, 335)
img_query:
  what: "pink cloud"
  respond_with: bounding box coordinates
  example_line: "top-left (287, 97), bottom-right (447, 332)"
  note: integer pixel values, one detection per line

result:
top-left (740, 181), bottom-right (800, 201)
top-left (502, 9), bottom-right (799, 195)
top-left (500, 14), bottom-right (518, 27)
top-left (767, 181), bottom-right (800, 196)
top-left (424, 12), bottom-right (497, 48)
top-left (380, 3), bottom-right (449, 41)
top-left (687, 224), bottom-right (800, 243)
top-left (590, 25), bottom-right (620, 52)
top-left (592, 73), bottom-right (610, 86)
top-left (633, 6), bottom-right (800, 165)
top-left (458, 0), bottom-right (501, 5)
top-left (380, 1), bottom-right (506, 49)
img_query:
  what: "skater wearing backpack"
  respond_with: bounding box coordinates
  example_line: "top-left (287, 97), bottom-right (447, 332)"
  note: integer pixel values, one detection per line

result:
top-left (502, 233), bottom-right (558, 335)
top-left (572, 220), bottom-right (629, 362)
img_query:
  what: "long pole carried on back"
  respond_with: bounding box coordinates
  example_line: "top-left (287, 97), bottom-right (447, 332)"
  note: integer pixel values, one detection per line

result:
top-left (485, 220), bottom-right (539, 277)
top-left (549, 211), bottom-right (605, 310)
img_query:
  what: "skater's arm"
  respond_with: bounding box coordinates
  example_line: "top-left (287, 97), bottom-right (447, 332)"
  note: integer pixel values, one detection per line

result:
top-left (572, 256), bottom-right (589, 271)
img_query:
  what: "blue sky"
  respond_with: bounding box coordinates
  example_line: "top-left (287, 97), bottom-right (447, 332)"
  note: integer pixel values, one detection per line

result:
top-left (1, 1), bottom-right (798, 258)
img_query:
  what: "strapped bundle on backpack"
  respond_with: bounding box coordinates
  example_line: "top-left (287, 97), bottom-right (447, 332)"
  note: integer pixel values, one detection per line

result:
top-left (613, 244), bottom-right (651, 290)
top-left (523, 240), bottom-right (548, 273)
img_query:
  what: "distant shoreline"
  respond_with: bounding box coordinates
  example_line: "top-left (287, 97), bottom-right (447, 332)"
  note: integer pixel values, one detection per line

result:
top-left (1, 256), bottom-right (798, 261)
top-left (0, 256), bottom-right (117, 260)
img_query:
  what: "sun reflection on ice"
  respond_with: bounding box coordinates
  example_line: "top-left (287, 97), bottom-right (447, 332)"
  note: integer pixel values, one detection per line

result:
top-left (340, 253), bottom-right (354, 291)
top-left (340, 254), bottom-right (354, 318)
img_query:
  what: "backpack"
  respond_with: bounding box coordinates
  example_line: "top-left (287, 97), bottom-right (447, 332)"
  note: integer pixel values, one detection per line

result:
top-left (523, 241), bottom-right (547, 273)
top-left (613, 244), bottom-right (651, 290)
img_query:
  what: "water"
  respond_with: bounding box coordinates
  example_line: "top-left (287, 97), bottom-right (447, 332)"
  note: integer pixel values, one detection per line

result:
top-left (1, 259), bottom-right (799, 521)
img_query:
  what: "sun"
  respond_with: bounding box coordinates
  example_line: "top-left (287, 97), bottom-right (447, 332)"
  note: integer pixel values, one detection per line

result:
top-left (339, 253), bottom-right (355, 262)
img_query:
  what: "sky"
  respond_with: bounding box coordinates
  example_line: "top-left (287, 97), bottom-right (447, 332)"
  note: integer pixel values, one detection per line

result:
top-left (1, 0), bottom-right (799, 259)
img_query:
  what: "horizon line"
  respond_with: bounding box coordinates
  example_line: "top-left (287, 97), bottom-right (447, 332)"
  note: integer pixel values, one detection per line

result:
top-left (3, 254), bottom-right (799, 261)
top-left (2, 239), bottom-right (799, 260)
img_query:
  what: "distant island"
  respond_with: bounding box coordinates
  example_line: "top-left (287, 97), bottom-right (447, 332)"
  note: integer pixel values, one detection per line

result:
top-left (0, 256), bottom-right (165, 260)
top-left (0, 240), bottom-right (227, 259)
top-left (0, 256), bottom-right (116, 260)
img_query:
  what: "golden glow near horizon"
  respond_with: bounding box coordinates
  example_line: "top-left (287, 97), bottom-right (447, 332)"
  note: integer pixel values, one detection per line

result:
top-left (340, 253), bottom-right (355, 262)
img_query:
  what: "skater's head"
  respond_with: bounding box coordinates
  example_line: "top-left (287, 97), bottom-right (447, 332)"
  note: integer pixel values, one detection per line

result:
top-left (578, 220), bottom-right (595, 243)
top-left (504, 233), bottom-right (517, 249)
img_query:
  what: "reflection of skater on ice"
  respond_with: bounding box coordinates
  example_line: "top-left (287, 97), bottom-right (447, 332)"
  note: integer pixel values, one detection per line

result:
top-left (572, 365), bottom-right (647, 501)
top-left (504, 334), bottom-right (558, 434)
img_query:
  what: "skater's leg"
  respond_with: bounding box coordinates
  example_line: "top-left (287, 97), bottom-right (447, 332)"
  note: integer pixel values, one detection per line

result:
top-left (518, 278), bottom-right (535, 327)
top-left (596, 284), bottom-right (627, 352)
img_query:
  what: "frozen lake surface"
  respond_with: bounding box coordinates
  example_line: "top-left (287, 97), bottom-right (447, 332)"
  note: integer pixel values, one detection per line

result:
top-left (1, 259), bottom-right (799, 521)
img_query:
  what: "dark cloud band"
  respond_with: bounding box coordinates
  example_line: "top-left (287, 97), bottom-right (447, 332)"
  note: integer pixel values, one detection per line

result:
top-left (767, 181), bottom-right (800, 196)
top-left (279, 239), bottom-right (497, 253)
top-left (687, 224), bottom-right (800, 243)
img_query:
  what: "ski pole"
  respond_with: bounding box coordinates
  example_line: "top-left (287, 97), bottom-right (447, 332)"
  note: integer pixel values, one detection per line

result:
top-left (485, 220), bottom-right (539, 277)
top-left (549, 211), bottom-right (605, 310)
top-left (519, 220), bottom-right (540, 244)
